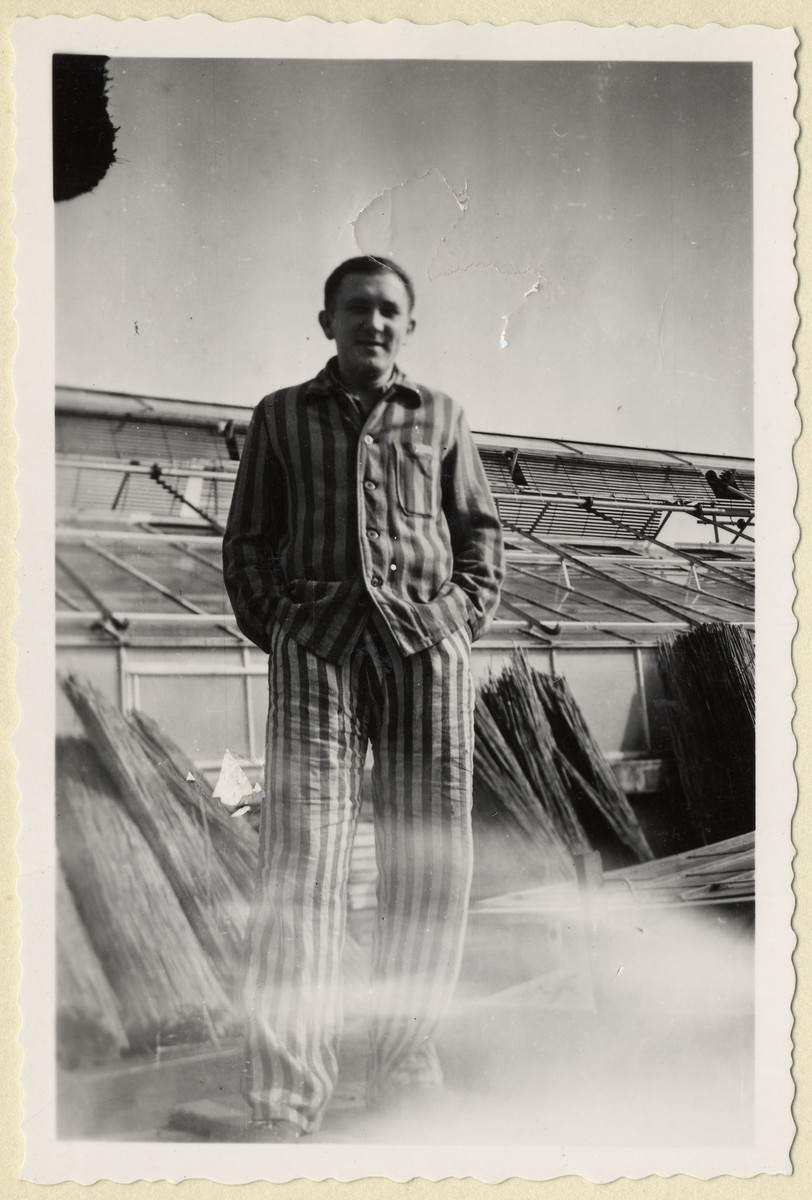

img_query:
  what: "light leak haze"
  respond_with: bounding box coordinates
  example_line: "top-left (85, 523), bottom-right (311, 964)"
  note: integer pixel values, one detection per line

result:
top-left (56, 58), bottom-right (753, 456)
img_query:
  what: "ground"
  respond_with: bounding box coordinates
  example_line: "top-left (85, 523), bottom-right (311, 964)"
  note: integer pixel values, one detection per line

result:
top-left (57, 903), bottom-right (754, 1146)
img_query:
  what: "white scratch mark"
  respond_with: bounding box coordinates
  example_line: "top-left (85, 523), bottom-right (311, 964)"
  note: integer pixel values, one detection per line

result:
top-left (500, 273), bottom-right (545, 350)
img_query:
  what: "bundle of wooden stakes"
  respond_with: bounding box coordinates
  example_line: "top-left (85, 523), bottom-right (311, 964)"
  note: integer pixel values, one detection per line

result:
top-left (63, 676), bottom-right (249, 983)
top-left (57, 736), bottom-right (233, 1054)
top-left (656, 622), bottom-right (755, 845)
top-left (474, 651), bottom-right (653, 880)
top-left (58, 675), bottom-right (374, 1065)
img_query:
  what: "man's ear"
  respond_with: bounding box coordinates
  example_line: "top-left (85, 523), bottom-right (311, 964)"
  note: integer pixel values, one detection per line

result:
top-left (318, 309), bottom-right (334, 340)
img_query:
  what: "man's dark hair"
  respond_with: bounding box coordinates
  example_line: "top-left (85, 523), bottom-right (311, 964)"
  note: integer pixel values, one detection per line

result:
top-left (323, 256), bottom-right (416, 314)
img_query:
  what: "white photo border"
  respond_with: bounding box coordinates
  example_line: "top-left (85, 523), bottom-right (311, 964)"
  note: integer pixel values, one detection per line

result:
top-left (11, 14), bottom-right (799, 1185)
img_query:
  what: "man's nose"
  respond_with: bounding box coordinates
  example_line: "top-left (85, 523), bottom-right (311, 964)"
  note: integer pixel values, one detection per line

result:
top-left (368, 308), bottom-right (386, 331)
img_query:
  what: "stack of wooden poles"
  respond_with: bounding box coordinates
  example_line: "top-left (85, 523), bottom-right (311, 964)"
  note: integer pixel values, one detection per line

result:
top-left (57, 733), bottom-right (236, 1059)
top-left (473, 650), bottom-right (653, 882)
top-left (656, 622), bottom-right (755, 845)
top-left (57, 676), bottom-right (368, 1068)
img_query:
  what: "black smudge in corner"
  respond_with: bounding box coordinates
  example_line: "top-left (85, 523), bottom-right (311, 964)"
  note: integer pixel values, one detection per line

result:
top-left (53, 54), bottom-right (118, 202)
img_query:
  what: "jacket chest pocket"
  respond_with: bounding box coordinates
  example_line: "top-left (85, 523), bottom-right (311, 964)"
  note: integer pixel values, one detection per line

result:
top-left (394, 442), bottom-right (440, 517)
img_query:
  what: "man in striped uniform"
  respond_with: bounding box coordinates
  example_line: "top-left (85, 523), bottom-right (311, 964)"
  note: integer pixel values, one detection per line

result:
top-left (223, 256), bottom-right (504, 1141)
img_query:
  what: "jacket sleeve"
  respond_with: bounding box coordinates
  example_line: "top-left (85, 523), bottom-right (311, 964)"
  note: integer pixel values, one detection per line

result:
top-left (442, 407), bottom-right (505, 640)
top-left (222, 399), bottom-right (286, 653)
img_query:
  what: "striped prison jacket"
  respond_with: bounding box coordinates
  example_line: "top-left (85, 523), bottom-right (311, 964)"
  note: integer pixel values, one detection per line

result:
top-left (223, 358), bottom-right (504, 663)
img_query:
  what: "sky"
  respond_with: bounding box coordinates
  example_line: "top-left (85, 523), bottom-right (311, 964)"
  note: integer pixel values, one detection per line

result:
top-left (55, 57), bottom-right (753, 456)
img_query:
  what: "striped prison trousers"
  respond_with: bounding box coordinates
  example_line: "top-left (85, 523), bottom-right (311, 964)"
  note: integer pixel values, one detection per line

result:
top-left (242, 615), bottom-right (475, 1134)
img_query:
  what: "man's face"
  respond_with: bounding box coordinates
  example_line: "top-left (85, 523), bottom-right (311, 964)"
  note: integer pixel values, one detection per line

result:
top-left (319, 270), bottom-right (415, 386)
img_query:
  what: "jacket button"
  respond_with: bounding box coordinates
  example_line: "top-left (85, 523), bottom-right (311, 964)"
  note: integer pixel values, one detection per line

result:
top-left (367, 529), bottom-right (379, 540)
top-left (364, 480), bottom-right (376, 491)
top-left (363, 434), bottom-right (375, 446)
top-left (370, 576), bottom-right (382, 587)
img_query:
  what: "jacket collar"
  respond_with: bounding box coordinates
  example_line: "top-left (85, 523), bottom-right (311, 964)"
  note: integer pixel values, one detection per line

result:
top-left (307, 357), bottom-right (422, 407)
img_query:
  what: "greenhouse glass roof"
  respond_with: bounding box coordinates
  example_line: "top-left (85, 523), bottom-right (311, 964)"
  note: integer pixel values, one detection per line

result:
top-left (55, 388), bottom-right (754, 649)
